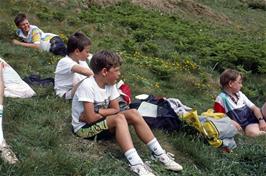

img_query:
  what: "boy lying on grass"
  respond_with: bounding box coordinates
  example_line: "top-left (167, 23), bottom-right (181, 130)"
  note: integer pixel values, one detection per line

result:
top-left (13, 13), bottom-right (66, 56)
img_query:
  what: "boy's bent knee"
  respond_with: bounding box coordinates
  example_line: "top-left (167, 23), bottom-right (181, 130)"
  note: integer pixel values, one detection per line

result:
top-left (113, 113), bottom-right (127, 123)
top-left (126, 109), bottom-right (139, 114)
top-left (245, 125), bottom-right (261, 137)
top-left (124, 109), bottom-right (142, 118)
top-left (107, 114), bottom-right (127, 128)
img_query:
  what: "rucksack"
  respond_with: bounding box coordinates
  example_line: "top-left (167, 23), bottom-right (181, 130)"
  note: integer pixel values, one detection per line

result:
top-left (181, 109), bottom-right (237, 151)
top-left (130, 95), bottom-right (182, 132)
top-left (117, 80), bottom-right (132, 104)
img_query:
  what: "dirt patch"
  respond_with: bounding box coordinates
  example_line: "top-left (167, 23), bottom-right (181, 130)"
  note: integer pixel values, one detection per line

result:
top-left (86, 0), bottom-right (122, 6)
top-left (85, 0), bottom-right (231, 25)
top-left (131, 0), bottom-right (231, 25)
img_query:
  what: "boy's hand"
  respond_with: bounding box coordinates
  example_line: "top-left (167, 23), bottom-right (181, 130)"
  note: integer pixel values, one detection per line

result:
top-left (79, 112), bottom-right (87, 123)
top-left (231, 120), bottom-right (243, 131)
top-left (79, 111), bottom-right (103, 123)
top-left (259, 120), bottom-right (266, 131)
top-left (12, 39), bottom-right (22, 45)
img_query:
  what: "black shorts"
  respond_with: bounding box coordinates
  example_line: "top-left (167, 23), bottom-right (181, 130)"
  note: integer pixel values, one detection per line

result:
top-left (75, 117), bottom-right (113, 140)
top-left (49, 36), bottom-right (66, 56)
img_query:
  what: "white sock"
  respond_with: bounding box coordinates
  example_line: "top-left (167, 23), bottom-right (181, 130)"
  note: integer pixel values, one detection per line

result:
top-left (124, 148), bottom-right (143, 165)
top-left (147, 138), bottom-right (164, 156)
top-left (0, 105), bottom-right (4, 144)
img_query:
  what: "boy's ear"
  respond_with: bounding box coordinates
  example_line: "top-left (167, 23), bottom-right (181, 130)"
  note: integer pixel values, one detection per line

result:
top-left (228, 81), bottom-right (233, 87)
top-left (74, 48), bottom-right (81, 55)
top-left (102, 68), bottom-right (108, 77)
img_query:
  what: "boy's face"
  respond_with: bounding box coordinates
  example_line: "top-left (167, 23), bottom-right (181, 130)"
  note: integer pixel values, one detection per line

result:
top-left (18, 19), bottom-right (30, 33)
top-left (105, 66), bottom-right (121, 85)
top-left (76, 45), bottom-right (90, 61)
top-left (229, 75), bottom-right (242, 93)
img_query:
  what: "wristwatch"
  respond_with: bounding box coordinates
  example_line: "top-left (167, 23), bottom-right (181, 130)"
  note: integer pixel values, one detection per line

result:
top-left (95, 107), bottom-right (99, 114)
top-left (258, 117), bottom-right (264, 121)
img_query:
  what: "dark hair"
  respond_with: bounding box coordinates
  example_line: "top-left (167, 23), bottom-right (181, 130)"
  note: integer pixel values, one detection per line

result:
top-left (66, 31), bottom-right (91, 55)
top-left (14, 13), bottom-right (27, 27)
top-left (220, 69), bottom-right (242, 88)
top-left (90, 50), bottom-right (122, 74)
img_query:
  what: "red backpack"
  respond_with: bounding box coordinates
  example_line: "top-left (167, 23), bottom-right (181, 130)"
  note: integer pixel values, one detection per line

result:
top-left (117, 80), bottom-right (132, 104)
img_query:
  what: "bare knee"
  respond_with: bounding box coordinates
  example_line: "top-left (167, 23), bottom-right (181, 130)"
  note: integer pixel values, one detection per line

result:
top-left (113, 113), bottom-right (127, 125)
top-left (245, 130), bottom-right (259, 137)
top-left (245, 125), bottom-right (261, 137)
top-left (125, 109), bottom-right (144, 123)
top-left (107, 113), bottom-right (127, 128)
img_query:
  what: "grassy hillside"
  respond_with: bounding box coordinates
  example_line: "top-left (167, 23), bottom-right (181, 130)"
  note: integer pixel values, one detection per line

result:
top-left (0, 0), bottom-right (266, 175)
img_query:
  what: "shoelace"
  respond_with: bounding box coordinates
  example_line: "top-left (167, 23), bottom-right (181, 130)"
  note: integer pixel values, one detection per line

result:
top-left (143, 162), bottom-right (153, 172)
top-left (130, 162), bottom-right (153, 174)
top-left (165, 152), bottom-right (175, 161)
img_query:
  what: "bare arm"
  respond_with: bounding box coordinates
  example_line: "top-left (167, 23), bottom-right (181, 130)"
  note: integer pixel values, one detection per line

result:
top-left (251, 105), bottom-right (266, 131)
top-left (98, 98), bottom-right (120, 117)
top-left (80, 101), bottom-right (103, 123)
top-left (71, 64), bottom-right (94, 77)
top-left (80, 98), bottom-right (120, 123)
top-left (12, 39), bottom-right (40, 49)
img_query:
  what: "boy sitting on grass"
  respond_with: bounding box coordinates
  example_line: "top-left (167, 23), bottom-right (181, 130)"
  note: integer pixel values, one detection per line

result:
top-left (214, 69), bottom-right (266, 137)
top-left (0, 62), bottom-right (18, 164)
top-left (13, 13), bottom-right (66, 56)
top-left (71, 50), bottom-right (183, 176)
top-left (54, 32), bottom-right (94, 99)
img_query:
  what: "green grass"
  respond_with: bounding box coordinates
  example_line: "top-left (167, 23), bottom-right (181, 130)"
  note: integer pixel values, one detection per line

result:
top-left (0, 0), bottom-right (266, 175)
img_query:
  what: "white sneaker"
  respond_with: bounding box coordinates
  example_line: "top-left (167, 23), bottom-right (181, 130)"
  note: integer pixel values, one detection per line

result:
top-left (151, 152), bottom-right (183, 171)
top-left (130, 163), bottom-right (156, 176)
top-left (0, 140), bottom-right (18, 164)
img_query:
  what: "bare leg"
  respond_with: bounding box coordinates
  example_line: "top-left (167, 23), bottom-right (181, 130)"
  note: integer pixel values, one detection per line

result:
top-left (245, 123), bottom-right (266, 137)
top-left (121, 109), bottom-right (155, 144)
top-left (106, 113), bottom-right (134, 152)
top-left (0, 63), bottom-right (5, 142)
top-left (0, 62), bottom-right (18, 164)
top-left (0, 63), bottom-right (4, 104)
top-left (262, 102), bottom-right (266, 119)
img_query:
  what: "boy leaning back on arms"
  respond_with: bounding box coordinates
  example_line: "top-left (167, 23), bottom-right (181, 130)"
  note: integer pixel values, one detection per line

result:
top-left (54, 32), bottom-right (94, 99)
top-left (72, 50), bottom-right (183, 176)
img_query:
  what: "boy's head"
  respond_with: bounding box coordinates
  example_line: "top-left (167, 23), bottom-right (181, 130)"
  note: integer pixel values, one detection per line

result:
top-left (67, 31), bottom-right (91, 57)
top-left (220, 69), bottom-right (242, 89)
top-left (90, 51), bottom-right (122, 85)
top-left (14, 13), bottom-right (30, 32)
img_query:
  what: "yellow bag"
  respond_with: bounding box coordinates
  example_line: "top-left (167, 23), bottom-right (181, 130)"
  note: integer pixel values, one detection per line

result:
top-left (181, 109), bottom-right (225, 148)
top-left (201, 109), bottom-right (225, 119)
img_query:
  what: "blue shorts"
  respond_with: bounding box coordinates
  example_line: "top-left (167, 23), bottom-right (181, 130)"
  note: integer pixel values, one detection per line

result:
top-left (227, 106), bottom-right (259, 129)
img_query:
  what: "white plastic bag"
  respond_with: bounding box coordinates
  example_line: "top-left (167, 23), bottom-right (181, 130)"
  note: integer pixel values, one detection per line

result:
top-left (0, 58), bottom-right (36, 98)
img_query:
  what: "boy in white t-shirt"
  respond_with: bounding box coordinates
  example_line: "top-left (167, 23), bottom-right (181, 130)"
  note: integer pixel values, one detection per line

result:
top-left (13, 13), bottom-right (66, 56)
top-left (72, 51), bottom-right (183, 176)
top-left (54, 32), bottom-right (94, 99)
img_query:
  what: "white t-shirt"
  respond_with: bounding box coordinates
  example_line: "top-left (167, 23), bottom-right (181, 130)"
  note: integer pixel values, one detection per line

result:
top-left (54, 55), bottom-right (90, 97)
top-left (72, 76), bottom-right (120, 132)
top-left (16, 25), bottom-right (56, 51)
top-left (214, 91), bottom-right (255, 113)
